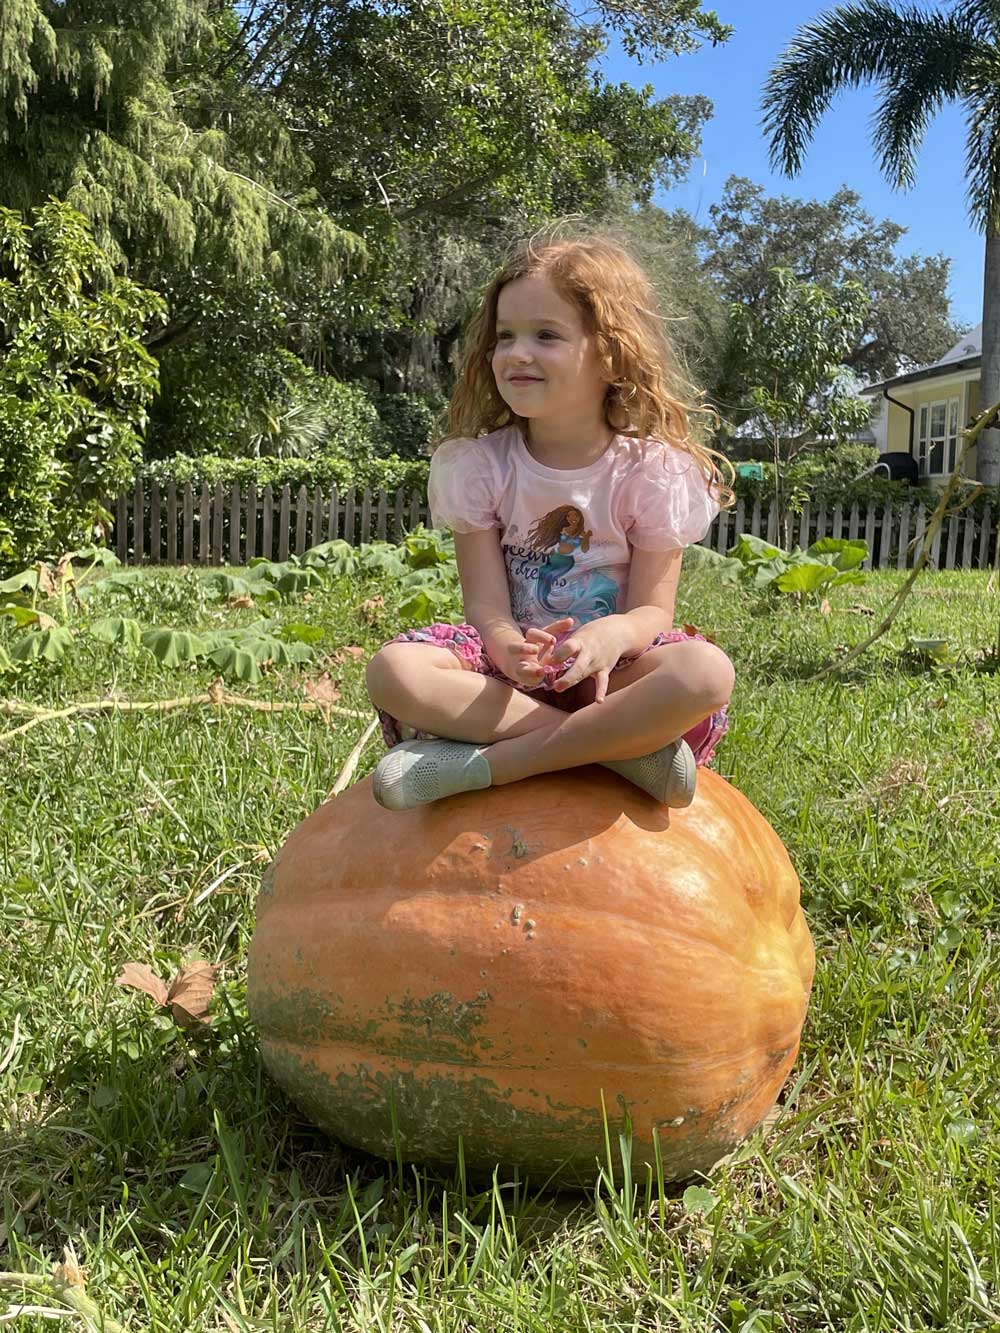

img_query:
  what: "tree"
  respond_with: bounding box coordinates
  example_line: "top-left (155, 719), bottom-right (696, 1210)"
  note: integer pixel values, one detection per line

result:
top-left (0, 201), bottom-right (165, 569)
top-left (704, 175), bottom-right (962, 381)
top-left (762, 0), bottom-right (1000, 485)
top-left (729, 267), bottom-right (873, 544)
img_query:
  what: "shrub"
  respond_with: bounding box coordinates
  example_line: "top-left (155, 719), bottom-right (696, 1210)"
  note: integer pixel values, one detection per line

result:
top-left (0, 202), bottom-right (165, 571)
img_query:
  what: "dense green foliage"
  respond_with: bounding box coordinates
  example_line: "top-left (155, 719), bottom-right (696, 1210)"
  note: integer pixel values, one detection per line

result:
top-left (0, 201), bottom-right (165, 568)
top-left (2, 562), bottom-right (999, 1327)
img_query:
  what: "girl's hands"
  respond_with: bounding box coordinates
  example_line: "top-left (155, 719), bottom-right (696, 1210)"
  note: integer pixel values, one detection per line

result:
top-left (546, 618), bottom-right (628, 703)
top-left (504, 616), bottom-right (574, 688)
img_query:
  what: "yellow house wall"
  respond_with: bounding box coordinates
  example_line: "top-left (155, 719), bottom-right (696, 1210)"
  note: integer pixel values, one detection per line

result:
top-left (884, 374), bottom-right (980, 480)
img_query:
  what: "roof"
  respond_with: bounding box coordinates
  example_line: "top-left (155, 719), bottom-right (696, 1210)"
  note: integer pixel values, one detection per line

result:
top-left (861, 322), bottom-right (981, 395)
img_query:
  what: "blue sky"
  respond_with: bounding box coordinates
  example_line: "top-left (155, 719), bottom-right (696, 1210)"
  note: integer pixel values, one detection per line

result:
top-left (595, 0), bottom-right (981, 331)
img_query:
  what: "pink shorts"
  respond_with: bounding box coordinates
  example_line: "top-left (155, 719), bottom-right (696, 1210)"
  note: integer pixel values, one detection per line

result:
top-left (374, 622), bottom-right (729, 768)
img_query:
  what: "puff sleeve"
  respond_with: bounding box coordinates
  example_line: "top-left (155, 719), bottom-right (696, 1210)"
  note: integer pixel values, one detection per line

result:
top-left (624, 443), bottom-right (722, 550)
top-left (427, 438), bottom-right (501, 533)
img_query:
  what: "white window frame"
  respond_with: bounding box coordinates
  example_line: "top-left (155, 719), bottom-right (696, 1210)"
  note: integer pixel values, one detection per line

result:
top-left (917, 394), bottom-right (961, 477)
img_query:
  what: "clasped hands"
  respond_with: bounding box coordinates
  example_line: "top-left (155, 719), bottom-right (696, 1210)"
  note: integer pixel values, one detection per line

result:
top-left (501, 615), bottom-right (626, 704)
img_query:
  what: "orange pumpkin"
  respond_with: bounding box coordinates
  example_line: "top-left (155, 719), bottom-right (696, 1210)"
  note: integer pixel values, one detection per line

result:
top-left (247, 766), bottom-right (814, 1188)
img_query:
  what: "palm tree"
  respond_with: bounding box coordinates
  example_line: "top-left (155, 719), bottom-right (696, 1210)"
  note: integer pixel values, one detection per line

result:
top-left (762, 0), bottom-right (1000, 485)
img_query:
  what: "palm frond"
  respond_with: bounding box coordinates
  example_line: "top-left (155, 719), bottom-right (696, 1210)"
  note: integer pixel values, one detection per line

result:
top-left (762, 0), bottom-right (973, 177)
top-left (871, 10), bottom-right (980, 189)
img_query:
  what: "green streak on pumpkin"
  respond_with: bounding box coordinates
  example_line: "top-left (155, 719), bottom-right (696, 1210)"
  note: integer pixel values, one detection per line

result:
top-left (249, 985), bottom-right (499, 1065)
top-left (259, 1041), bottom-right (736, 1189)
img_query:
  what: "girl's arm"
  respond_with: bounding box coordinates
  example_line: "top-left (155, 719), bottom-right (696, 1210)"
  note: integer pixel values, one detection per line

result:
top-left (613, 544), bottom-right (683, 653)
top-left (453, 528), bottom-right (525, 664)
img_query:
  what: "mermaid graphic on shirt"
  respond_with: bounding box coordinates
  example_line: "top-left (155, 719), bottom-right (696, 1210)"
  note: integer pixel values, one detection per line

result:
top-left (511, 505), bottom-right (619, 625)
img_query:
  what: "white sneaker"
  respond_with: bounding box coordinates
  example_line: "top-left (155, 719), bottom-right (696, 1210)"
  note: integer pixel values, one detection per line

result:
top-left (373, 738), bottom-right (492, 811)
top-left (601, 739), bottom-right (696, 808)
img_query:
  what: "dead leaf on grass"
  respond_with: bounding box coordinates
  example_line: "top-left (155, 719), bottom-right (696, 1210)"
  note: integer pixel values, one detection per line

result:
top-left (359, 595), bottom-right (386, 621)
top-left (819, 598), bottom-right (832, 616)
top-left (167, 961), bottom-right (220, 1028)
top-left (228, 594), bottom-right (254, 609)
top-left (115, 961), bottom-right (169, 1007)
top-left (116, 959), bottom-right (220, 1028)
top-left (328, 645), bottom-right (366, 666)
top-left (682, 623), bottom-right (716, 643)
top-left (304, 672), bottom-right (341, 705)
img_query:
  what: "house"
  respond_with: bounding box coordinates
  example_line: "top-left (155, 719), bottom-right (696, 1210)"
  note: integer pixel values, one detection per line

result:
top-left (861, 323), bottom-right (981, 481)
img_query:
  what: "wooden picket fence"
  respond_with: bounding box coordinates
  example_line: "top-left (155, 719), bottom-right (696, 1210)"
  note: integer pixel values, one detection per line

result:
top-left (114, 479), bottom-right (998, 571)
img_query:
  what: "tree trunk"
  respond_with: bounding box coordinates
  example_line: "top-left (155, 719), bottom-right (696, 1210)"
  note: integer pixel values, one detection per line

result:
top-left (977, 227), bottom-right (1000, 485)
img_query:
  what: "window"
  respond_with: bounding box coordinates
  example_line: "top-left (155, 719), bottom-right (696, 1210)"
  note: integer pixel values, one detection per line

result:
top-left (917, 395), bottom-right (960, 476)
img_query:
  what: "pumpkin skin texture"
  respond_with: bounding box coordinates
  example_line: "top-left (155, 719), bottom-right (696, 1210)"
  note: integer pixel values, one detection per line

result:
top-left (247, 766), bottom-right (814, 1189)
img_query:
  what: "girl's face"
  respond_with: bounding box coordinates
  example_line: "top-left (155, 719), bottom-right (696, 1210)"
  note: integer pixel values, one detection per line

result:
top-left (563, 509), bottom-right (583, 535)
top-left (492, 275), bottom-right (608, 428)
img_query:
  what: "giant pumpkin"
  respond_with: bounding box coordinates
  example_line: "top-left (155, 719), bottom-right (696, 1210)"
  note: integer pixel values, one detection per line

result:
top-left (247, 766), bottom-right (814, 1188)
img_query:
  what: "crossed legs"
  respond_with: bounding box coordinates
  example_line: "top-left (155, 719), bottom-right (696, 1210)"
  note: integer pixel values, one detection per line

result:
top-left (365, 637), bottom-right (734, 788)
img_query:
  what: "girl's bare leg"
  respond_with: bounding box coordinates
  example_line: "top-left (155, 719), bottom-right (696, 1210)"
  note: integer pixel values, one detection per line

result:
top-left (482, 639), bottom-right (734, 786)
top-left (365, 643), bottom-right (571, 743)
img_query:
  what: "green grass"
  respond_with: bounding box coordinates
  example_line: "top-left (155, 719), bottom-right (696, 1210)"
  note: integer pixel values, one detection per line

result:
top-left (2, 561), bottom-right (999, 1331)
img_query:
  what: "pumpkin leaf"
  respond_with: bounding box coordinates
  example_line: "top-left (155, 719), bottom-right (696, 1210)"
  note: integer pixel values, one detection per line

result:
top-left (10, 626), bottom-right (74, 662)
top-left (302, 541), bottom-right (360, 575)
top-left (141, 628), bottom-right (207, 666)
top-left (202, 573), bottom-right (254, 599)
top-left (1, 604), bottom-right (56, 629)
top-left (207, 644), bottom-right (263, 683)
top-left (774, 563), bottom-right (834, 595)
top-left (275, 567), bottom-right (324, 597)
top-left (90, 616), bottom-right (143, 648)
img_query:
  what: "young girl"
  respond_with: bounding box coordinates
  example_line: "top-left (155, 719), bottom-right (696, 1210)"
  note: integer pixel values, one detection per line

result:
top-left (365, 230), bottom-right (736, 812)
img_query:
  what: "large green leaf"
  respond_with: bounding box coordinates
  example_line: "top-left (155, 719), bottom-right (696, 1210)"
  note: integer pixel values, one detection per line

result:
top-left (301, 541), bottom-right (360, 575)
top-left (398, 586), bottom-right (455, 621)
top-left (201, 573), bottom-right (254, 599)
top-left (207, 644), bottom-right (263, 683)
top-left (275, 567), bottom-right (324, 597)
top-left (141, 628), bottom-right (207, 666)
top-left (66, 545), bottom-right (121, 567)
top-left (774, 562), bottom-right (834, 594)
top-left (89, 616), bottom-right (143, 648)
top-left (10, 626), bottom-right (74, 663)
top-left (807, 537), bottom-right (868, 570)
top-left (728, 533), bottom-right (783, 567)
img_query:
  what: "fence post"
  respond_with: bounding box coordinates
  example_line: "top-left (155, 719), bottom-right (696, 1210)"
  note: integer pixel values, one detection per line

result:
top-left (166, 482), bottom-right (177, 564)
top-left (311, 485), bottom-right (324, 548)
top-left (229, 482), bottom-right (241, 566)
top-left (897, 503), bottom-right (911, 570)
top-left (376, 488), bottom-right (389, 540)
top-left (199, 482), bottom-right (210, 564)
top-left (116, 493), bottom-right (128, 563)
top-left (295, 484), bottom-right (308, 555)
top-left (133, 478), bottom-right (145, 565)
top-left (149, 481), bottom-right (161, 564)
top-left (182, 483), bottom-right (193, 565)
top-left (327, 485), bottom-right (339, 541)
top-left (278, 485), bottom-right (291, 561)
top-left (262, 484), bottom-right (273, 561)
top-left (246, 481), bottom-right (257, 562)
top-left (344, 486), bottom-right (356, 544)
top-left (878, 503), bottom-right (893, 568)
top-left (212, 480), bottom-right (224, 565)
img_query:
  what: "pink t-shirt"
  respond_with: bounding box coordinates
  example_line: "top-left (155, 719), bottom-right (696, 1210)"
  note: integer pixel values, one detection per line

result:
top-left (428, 424), bottom-right (721, 633)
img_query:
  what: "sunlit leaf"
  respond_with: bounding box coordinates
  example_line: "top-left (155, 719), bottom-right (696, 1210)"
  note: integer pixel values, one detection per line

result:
top-left (141, 628), bottom-right (207, 666)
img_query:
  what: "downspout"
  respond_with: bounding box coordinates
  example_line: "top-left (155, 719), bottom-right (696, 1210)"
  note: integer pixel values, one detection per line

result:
top-left (884, 388), bottom-right (915, 456)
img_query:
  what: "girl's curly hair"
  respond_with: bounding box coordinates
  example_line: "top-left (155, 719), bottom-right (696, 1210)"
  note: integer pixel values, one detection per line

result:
top-left (437, 221), bottom-right (735, 508)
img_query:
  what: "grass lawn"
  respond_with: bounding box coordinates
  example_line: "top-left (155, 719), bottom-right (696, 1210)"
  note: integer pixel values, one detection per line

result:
top-left (2, 556), bottom-right (999, 1331)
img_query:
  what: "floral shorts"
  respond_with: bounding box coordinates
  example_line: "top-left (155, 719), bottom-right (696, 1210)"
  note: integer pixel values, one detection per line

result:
top-left (373, 622), bottom-right (729, 768)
